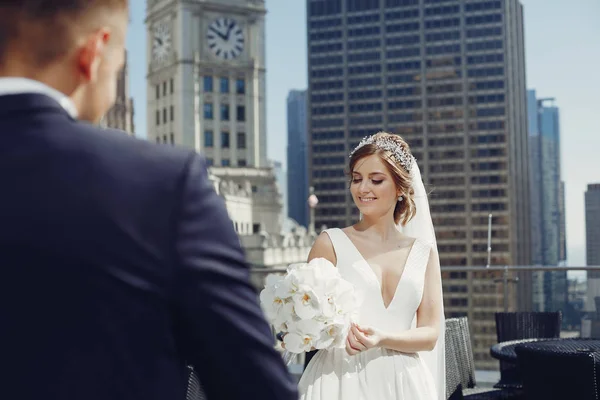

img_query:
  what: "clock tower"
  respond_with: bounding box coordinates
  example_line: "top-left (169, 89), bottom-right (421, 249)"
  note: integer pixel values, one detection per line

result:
top-left (146, 0), bottom-right (267, 168)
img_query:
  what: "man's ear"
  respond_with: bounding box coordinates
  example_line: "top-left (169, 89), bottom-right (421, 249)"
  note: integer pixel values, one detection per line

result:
top-left (76, 28), bottom-right (111, 82)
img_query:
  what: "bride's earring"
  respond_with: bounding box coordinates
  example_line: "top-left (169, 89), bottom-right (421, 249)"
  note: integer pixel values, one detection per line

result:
top-left (398, 195), bottom-right (403, 202)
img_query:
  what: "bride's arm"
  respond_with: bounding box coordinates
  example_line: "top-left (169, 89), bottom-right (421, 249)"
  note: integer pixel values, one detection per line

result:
top-left (307, 231), bottom-right (337, 264)
top-left (380, 246), bottom-right (442, 352)
top-left (350, 246), bottom-right (442, 354)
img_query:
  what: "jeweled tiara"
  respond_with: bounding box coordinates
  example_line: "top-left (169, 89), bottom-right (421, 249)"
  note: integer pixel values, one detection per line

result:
top-left (349, 135), bottom-right (416, 172)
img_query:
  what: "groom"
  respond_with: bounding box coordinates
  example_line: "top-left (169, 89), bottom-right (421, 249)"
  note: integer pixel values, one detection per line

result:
top-left (0, 1), bottom-right (297, 399)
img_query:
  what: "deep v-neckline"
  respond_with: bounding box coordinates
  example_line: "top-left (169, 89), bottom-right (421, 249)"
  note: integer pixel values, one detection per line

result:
top-left (337, 228), bottom-right (417, 310)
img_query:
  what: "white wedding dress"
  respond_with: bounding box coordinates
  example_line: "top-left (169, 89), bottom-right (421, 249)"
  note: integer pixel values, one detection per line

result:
top-left (298, 228), bottom-right (439, 400)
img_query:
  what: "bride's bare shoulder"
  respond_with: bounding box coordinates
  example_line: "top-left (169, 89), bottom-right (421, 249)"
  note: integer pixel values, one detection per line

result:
top-left (308, 230), bottom-right (337, 266)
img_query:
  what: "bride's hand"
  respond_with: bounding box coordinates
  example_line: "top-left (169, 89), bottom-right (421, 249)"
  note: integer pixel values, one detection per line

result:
top-left (346, 323), bottom-right (382, 355)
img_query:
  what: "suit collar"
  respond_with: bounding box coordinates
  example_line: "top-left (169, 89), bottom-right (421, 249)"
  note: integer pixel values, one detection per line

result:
top-left (0, 77), bottom-right (78, 118)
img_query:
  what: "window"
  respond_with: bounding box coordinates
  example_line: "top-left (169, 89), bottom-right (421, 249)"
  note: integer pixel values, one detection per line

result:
top-left (347, 0), bottom-right (378, 12)
top-left (221, 159), bottom-right (230, 167)
top-left (163, 108), bottom-right (167, 123)
top-left (170, 133), bottom-right (174, 144)
top-left (220, 77), bottom-right (229, 93)
top-left (170, 106), bottom-right (174, 121)
top-left (220, 104), bottom-right (230, 120)
top-left (236, 79), bottom-right (245, 94)
top-left (163, 81), bottom-right (167, 96)
top-left (309, 0), bottom-right (342, 16)
top-left (156, 110), bottom-right (160, 125)
top-left (204, 130), bottom-right (214, 147)
top-left (237, 132), bottom-right (246, 149)
top-left (155, 136), bottom-right (160, 143)
top-left (204, 76), bottom-right (213, 92)
top-left (156, 85), bottom-right (160, 99)
top-left (238, 159), bottom-right (247, 166)
top-left (163, 135), bottom-right (167, 143)
top-left (206, 158), bottom-right (214, 166)
top-left (203, 103), bottom-right (213, 119)
top-left (221, 131), bottom-right (230, 148)
top-left (170, 78), bottom-right (174, 94)
top-left (236, 105), bottom-right (245, 121)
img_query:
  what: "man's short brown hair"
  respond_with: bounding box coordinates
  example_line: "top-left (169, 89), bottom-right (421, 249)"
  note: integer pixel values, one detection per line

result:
top-left (0, 0), bottom-right (128, 66)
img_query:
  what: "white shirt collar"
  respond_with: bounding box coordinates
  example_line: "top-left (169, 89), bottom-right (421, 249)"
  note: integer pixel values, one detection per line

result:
top-left (0, 77), bottom-right (78, 118)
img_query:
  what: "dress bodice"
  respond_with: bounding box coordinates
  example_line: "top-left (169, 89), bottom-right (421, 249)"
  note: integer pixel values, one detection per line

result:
top-left (324, 228), bottom-right (432, 333)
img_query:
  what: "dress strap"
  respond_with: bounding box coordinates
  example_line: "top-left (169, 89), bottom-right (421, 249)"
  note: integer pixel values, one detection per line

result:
top-left (404, 239), bottom-right (433, 301)
top-left (323, 228), bottom-right (363, 268)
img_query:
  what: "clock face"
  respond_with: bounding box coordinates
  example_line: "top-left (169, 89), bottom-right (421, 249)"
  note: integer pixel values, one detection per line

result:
top-left (206, 17), bottom-right (244, 60)
top-left (152, 21), bottom-right (172, 63)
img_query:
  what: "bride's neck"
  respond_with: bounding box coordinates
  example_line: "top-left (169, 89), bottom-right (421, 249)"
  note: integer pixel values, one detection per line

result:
top-left (355, 217), bottom-right (398, 242)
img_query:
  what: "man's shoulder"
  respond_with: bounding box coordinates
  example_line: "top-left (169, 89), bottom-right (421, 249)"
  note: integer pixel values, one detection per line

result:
top-left (72, 122), bottom-right (200, 179)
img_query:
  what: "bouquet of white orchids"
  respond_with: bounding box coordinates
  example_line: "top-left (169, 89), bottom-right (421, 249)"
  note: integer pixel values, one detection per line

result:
top-left (259, 258), bottom-right (360, 354)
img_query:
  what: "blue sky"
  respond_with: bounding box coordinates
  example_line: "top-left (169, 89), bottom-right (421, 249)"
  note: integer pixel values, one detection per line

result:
top-left (126, 0), bottom-right (599, 267)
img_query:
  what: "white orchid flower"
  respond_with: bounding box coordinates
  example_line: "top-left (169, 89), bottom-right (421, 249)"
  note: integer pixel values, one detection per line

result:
top-left (273, 302), bottom-right (295, 332)
top-left (316, 319), bottom-right (347, 349)
top-left (259, 286), bottom-right (285, 323)
top-left (283, 319), bottom-right (324, 353)
top-left (307, 257), bottom-right (338, 283)
top-left (274, 271), bottom-right (300, 299)
top-left (292, 285), bottom-right (322, 320)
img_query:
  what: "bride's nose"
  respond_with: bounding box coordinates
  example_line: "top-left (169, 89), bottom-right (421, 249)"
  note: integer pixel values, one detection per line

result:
top-left (358, 180), bottom-right (371, 194)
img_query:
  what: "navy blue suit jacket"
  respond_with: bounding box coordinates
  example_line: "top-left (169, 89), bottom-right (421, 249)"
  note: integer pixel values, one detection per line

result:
top-left (0, 93), bottom-right (298, 400)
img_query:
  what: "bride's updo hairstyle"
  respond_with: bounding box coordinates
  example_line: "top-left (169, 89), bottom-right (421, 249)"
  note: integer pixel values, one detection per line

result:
top-left (349, 131), bottom-right (417, 226)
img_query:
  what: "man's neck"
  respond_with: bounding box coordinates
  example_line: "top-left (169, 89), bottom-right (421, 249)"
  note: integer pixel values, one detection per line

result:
top-left (0, 76), bottom-right (79, 119)
top-left (0, 62), bottom-right (76, 98)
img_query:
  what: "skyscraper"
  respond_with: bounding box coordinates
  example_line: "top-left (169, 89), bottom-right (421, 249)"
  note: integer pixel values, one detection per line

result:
top-left (307, 0), bottom-right (530, 369)
top-left (287, 90), bottom-right (309, 227)
top-left (527, 90), bottom-right (567, 313)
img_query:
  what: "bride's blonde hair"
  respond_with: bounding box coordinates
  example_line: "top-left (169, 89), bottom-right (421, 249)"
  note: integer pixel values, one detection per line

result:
top-left (349, 132), bottom-right (417, 226)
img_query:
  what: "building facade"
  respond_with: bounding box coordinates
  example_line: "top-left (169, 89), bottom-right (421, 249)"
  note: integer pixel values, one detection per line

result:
top-left (101, 50), bottom-right (135, 134)
top-left (146, 0), bottom-right (266, 168)
top-left (585, 184), bottom-right (600, 311)
top-left (527, 90), bottom-right (567, 313)
top-left (307, 0), bottom-right (530, 369)
top-left (145, 0), bottom-right (312, 272)
top-left (287, 89), bottom-right (310, 227)
top-left (209, 167), bottom-right (314, 275)
top-left (586, 184), bottom-right (600, 266)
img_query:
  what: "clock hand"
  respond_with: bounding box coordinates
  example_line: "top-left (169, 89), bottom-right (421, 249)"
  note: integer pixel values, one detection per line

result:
top-left (225, 22), bottom-right (235, 40)
top-left (209, 26), bottom-right (227, 41)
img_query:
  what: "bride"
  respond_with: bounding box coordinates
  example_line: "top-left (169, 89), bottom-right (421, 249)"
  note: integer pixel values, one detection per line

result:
top-left (297, 132), bottom-right (445, 400)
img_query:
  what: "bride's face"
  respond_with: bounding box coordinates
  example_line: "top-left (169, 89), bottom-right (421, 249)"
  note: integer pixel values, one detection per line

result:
top-left (350, 154), bottom-right (399, 220)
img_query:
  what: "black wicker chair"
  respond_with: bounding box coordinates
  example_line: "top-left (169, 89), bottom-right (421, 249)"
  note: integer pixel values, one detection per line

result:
top-left (515, 340), bottom-right (600, 400)
top-left (186, 365), bottom-right (207, 400)
top-left (445, 318), bottom-right (466, 399)
top-left (445, 317), bottom-right (522, 400)
top-left (494, 312), bottom-right (561, 389)
top-left (446, 318), bottom-right (476, 391)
